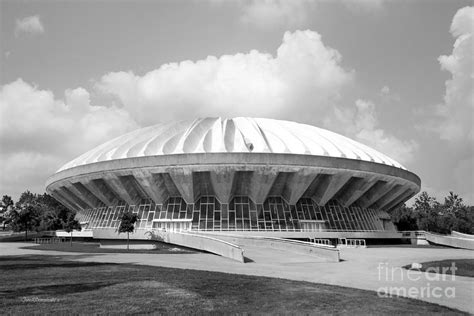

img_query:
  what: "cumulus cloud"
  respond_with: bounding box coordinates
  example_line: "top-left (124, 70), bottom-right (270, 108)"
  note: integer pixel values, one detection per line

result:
top-left (96, 30), bottom-right (353, 125)
top-left (239, 0), bottom-right (315, 30)
top-left (326, 99), bottom-right (418, 165)
top-left (15, 15), bottom-right (45, 36)
top-left (436, 6), bottom-right (474, 142)
top-left (340, 0), bottom-right (385, 12)
top-left (0, 79), bottom-right (138, 197)
top-left (96, 29), bottom-right (415, 165)
top-left (212, 0), bottom-right (385, 30)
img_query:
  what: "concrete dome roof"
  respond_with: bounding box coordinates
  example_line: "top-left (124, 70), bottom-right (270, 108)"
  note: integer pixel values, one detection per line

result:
top-left (58, 117), bottom-right (404, 172)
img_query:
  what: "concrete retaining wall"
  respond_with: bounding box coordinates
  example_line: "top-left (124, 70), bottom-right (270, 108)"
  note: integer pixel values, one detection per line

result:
top-left (92, 228), bottom-right (244, 262)
top-left (99, 239), bottom-right (159, 249)
top-left (152, 231), bottom-right (244, 263)
top-left (451, 231), bottom-right (474, 240)
top-left (201, 233), bottom-right (340, 262)
top-left (425, 232), bottom-right (474, 250)
top-left (55, 230), bottom-right (94, 238)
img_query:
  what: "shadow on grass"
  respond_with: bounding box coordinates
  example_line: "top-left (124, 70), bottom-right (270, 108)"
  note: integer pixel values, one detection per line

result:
top-left (0, 254), bottom-right (468, 315)
top-left (21, 241), bottom-right (198, 254)
top-left (0, 255), bottom-right (115, 270)
top-left (0, 281), bottom-right (119, 298)
top-left (402, 259), bottom-right (474, 278)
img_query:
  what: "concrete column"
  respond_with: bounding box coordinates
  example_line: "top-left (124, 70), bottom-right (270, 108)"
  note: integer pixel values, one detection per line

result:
top-left (209, 169), bottom-right (235, 204)
top-left (81, 178), bottom-right (117, 206)
top-left (168, 168), bottom-right (194, 203)
top-left (103, 175), bottom-right (137, 205)
top-left (132, 170), bottom-right (169, 204)
top-left (357, 180), bottom-right (394, 209)
top-left (383, 189), bottom-right (416, 211)
top-left (55, 186), bottom-right (89, 210)
top-left (372, 183), bottom-right (406, 210)
top-left (317, 173), bottom-right (352, 206)
top-left (71, 182), bottom-right (103, 208)
top-left (341, 177), bottom-right (379, 208)
top-left (64, 183), bottom-right (97, 209)
top-left (287, 171), bottom-right (318, 205)
top-left (248, 169), bottom-right (279, 204)
top-left (192, 171), bottom-right (216, 201)
top-left (50, 189), bottom-right (80, 211)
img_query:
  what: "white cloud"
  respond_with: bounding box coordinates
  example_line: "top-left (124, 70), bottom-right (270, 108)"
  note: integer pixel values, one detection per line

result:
top-left (234, 0), bottom-right (385, 29)
top-left (239, 0), bottom-right (315, 30)
top-left (15, 15), bottom-right (45, 36)
top-left (341, 0), bottom-right (385, 12)
top-left (326, 99), bottom-right (418, 165)
top-left (0, 79), bottom-right (138, 198)
top-left (96, 30), bottom-right (353, 125)
top-left (380, 85), bottom-right (390, 95)
top-left (436, 6), bottom-right (473, 141)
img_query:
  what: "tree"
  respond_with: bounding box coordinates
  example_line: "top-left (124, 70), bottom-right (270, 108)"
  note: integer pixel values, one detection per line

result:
top-left (118, 211), bottom-right (139, 250)
top-left (413, 191), bottom-right (438, 214)
top-left (0, 195), bottom-right (14, 230)
top-left (63, 212), bottom-right (82, 246)
top-left (9, 203), bottom-right (41, 241)
top-left (389, 205), bottom-right (418, 231)
top-left (443, 191), bottom-right (464, 214)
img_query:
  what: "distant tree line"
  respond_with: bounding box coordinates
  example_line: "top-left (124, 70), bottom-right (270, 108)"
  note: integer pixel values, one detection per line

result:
top-left (389, 191), bottom-right (474, 234)
top-left (0, 191), bottom-right (80, 240)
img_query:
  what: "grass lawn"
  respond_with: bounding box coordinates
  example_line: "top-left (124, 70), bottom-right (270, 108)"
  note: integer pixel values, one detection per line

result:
top-left (22, 241), bottom-right (197, 254)
top-left (403, 259), bottom-right (474, 278)
top-left (0, 255), bottom-right (466, 315)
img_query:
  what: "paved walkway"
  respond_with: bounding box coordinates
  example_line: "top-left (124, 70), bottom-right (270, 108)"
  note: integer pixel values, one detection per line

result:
top-left (1, 243), bottom-right (473, 313)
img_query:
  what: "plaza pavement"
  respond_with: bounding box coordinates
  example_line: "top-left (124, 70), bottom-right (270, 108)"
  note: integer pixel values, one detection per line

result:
top-left (1, 242), bottom-right (473, 313)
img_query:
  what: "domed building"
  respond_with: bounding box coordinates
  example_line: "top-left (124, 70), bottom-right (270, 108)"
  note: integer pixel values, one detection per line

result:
top-left (46, 117), bottom-right (420, 240)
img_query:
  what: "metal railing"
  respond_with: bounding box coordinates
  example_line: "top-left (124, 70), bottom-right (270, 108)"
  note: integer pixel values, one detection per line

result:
top-left (310, 238), bottom-right (332, 246)
top-left (337, 238), bottom-right (366, 248)
top-left (33, 237), bottom-right (67, 244)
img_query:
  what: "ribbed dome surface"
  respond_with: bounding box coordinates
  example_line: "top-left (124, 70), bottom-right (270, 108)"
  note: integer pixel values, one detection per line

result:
top-left (58, 117), bottom-right (405, 172)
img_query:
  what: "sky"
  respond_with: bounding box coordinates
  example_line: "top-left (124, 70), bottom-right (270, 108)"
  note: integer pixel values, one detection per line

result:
top-left (0, 0), bottom-right (473, 205)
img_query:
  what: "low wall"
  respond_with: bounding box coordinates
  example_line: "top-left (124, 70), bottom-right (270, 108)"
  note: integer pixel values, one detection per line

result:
top-left (100, 239), bottom-right (158, 249)
top-left (92, 228), bottom-right (244, 262)
top-left (451, 231), bottom-right (474, 240)
top-left (200, 233), bottom-right (340, 263)
top-left (191, 230), bottom-right (403, 240)
top-left (151, 231), bottom-right (244, 263)
top-left (55, 230), bottom-right (94, 238)
top-left (425, 232), bottom-right (474, 250)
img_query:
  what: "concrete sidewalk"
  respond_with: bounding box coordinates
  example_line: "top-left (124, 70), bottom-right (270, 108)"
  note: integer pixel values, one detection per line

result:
top-left (1, 242), bottom-right (473, 313)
